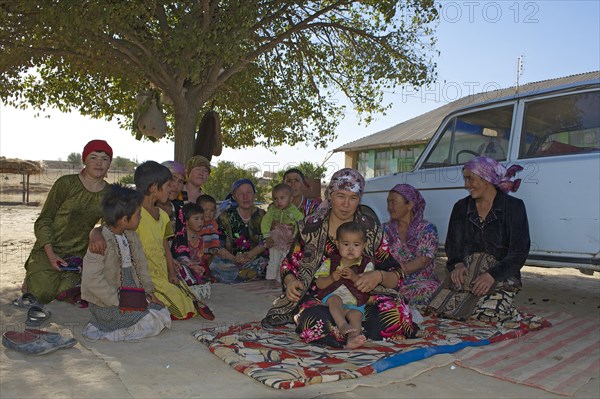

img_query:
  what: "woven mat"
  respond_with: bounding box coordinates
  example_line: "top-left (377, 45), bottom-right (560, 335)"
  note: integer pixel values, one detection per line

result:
top-left (456, 311), bottom-right (599, 396)
top-left (193, 313), bottom-right (548, 389)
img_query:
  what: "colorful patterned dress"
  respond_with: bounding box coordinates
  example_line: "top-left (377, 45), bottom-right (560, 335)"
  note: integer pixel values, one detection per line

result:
top-left (382, 220), bottom-right (440, 305)
top-left (210, 206), bottom-right (268, 283)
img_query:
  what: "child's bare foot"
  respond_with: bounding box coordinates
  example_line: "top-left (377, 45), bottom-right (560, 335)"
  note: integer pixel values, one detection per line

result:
top-left (338, 323), bottom-right (356, 336)
top-left (345, 333), bottom-right (366, 349)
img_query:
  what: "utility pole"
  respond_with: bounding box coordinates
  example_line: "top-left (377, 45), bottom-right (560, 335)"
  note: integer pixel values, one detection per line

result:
top-left (515, 55), bottom-right (524, 95)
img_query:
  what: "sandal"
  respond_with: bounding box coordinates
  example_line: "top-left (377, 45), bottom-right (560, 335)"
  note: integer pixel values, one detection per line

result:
top-left (25, 306), bottom-right (51, 327)
top-left (12, 293), bottom-right (42, 309)
top-left (194, 301), bottom-right (215, 321)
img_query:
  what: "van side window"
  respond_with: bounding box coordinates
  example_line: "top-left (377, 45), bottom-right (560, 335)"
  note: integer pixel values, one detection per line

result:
top-left (422, 105), bottom-right (513, 168)
top-left (520, 90), bottom-right (600, 158)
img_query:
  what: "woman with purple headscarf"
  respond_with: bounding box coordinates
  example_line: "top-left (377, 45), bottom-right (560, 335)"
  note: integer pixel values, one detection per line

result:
top-left (383, 184), bottom-right (440, 305)
top-left (262, 168), bottom-right (417, 348)
top-left (434, 156), bottom-right (530, 322)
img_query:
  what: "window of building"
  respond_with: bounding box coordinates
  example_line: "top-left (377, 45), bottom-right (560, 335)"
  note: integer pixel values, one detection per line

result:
top-left (357, 151), bottom-right (369, 177)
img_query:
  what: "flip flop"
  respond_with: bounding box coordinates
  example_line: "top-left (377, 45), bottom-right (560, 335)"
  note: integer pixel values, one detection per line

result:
top-left (1, 330), bottom-right (67, 355)
top-left (25, 306), bottom-right (51, 327)
top-left (11, 293), bottom-right (42, 309)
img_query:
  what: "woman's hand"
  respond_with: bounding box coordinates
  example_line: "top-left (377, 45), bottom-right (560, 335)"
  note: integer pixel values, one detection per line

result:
top-left (44, 245), bottom-right (65, 271)
top-left (167, 259), bottom-right (182, 285)
top-left (284, 275), bottom-right (304, 302)
top-left (450, 263), bottom-right (468, 287)
top-left (88, 227), bottom-right (106, 255)
top-left (234, 252), bottom-right (249, 265)
top-left (472, 272), bottom-right (495, 296)
top-left (354, 271), bottom-right (381, 293)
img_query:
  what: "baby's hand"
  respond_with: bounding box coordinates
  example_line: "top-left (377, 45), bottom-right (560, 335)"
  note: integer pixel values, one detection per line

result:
top-left (341, 268), bottom-right (357, 282)
top-left (332, 268), bottom-right (343, 281)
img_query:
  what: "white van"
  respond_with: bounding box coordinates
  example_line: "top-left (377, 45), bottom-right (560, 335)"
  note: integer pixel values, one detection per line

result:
top-left (361, 74), bottom-right (600, 272)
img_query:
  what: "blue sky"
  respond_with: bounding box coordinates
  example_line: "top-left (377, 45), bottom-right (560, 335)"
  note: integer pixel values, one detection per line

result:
top-left (1, 1), bottom-right (598, 179)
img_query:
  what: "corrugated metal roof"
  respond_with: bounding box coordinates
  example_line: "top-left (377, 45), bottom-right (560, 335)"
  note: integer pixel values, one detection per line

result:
top-left (334, 71), bottom-right (600, 152)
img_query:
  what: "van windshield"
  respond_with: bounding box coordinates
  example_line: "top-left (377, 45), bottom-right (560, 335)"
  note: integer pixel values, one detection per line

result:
top-left (422, 104), bottom-right (514, 168)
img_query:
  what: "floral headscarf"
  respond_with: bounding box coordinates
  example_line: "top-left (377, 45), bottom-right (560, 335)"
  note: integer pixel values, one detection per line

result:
top-left (464, 156), bottom-right (523, 193)
top-left (387, 184), bottom-right (426, 253)
top-left (310, 168), bottom-right (365, 222)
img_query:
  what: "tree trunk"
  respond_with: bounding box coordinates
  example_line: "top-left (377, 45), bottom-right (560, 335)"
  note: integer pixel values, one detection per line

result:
top-left (173, 104), bottom-right (199, 164)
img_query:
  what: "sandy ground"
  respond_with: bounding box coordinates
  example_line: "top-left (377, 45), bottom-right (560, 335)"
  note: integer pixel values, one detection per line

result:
top-left (1, 204), bottom-right (599, 398)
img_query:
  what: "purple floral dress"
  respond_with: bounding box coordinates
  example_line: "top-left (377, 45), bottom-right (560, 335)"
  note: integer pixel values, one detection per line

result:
top-left (383, 220), bottom-right (440, 305)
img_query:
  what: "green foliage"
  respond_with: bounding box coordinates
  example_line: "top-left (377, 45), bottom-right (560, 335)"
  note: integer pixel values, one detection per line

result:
top-left (112, 156), bottom-right (137, 171)
top-left (264, 161), bottom-right (327, 199)
top-left (202, 161), bottom-right (267, 203)
top-left (0, 1), bottom-right (439, 161)
top-left (66, 152), bottom-right (82, 165)
top-left (119, 174), bottom-right (135, 185)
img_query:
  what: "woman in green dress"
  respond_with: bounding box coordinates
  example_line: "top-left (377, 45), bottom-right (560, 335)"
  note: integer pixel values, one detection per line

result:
top-left (23, 140), bottom-right (113, 304)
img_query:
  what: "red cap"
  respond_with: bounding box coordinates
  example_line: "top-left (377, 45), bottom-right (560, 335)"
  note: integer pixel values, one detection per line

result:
top-left (82, 140), bottom-right (113, 162)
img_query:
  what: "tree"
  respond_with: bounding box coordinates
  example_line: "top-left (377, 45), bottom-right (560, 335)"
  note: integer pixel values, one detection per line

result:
top-left (67, 152), bottom-right (82, 166)
top-left (202, 160), bottom-right (264, 203)
top-left (112, 156), bottom-right (137, 171)
top-left (0, 1), bottom-right (438, 163)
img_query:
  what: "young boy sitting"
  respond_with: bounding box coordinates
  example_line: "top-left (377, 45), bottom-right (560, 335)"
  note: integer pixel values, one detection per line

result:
top-left (314, 222), bottom-right (375, 349)
top-left (81, 184), bottom-right (171, 341)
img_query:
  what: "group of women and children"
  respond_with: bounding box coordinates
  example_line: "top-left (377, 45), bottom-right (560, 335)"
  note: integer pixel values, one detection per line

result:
top-left (20, 139), bottom-right (529, 348)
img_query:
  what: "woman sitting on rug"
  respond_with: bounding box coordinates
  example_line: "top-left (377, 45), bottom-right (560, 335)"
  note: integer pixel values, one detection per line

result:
top-left (22, 140), bottom-right (113, 304)
top-left (383, 184), bottom-right (440, 306)
top-left (283, 168), bottom-right (321, 217)
top-left (210, 179), bottom-right (269, 283)
top-left (430, 156), bottom-right (529, 322)
top-left (262, 168), bottom-right (417, 348)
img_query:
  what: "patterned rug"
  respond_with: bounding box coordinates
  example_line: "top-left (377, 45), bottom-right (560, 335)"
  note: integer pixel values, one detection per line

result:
top-left (456, 311), bottom-right (599, 396)
top-left (193, 313), bottom-right (549, 389)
